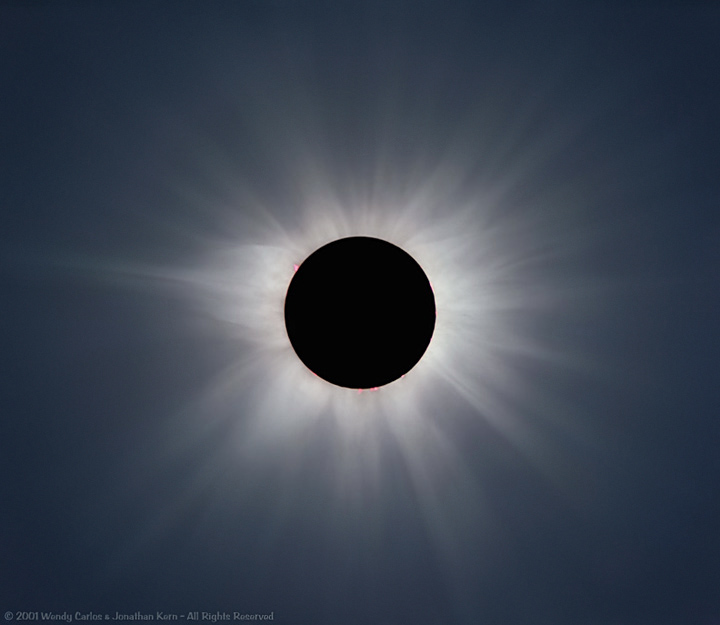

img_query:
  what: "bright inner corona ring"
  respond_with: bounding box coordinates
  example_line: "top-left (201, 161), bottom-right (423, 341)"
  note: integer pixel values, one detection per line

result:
top-left (180, 189), bottom-right (547, 447)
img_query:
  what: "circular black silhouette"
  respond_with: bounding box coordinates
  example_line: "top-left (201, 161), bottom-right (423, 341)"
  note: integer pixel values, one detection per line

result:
top-left (284, 236), bottom-right (436, 389)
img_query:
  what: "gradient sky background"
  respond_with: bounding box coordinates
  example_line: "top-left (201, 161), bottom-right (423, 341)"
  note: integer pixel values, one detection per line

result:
top-left (2, 2), bottom-right (719, 624)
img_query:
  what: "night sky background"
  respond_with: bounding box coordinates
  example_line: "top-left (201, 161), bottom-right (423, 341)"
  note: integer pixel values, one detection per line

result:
top-left (2, 1), bottom-right (720, 624)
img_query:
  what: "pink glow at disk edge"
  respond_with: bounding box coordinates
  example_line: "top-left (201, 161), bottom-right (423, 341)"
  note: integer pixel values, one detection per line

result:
top-left (357, 387), bottom-right (381, 393)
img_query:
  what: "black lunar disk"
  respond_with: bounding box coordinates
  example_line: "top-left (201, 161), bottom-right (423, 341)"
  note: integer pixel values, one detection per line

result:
top-left (284, 236), bottom-right (436, 389)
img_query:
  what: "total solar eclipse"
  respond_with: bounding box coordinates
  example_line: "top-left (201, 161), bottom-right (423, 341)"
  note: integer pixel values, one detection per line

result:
top-left (284, 236), bottom-right (436, 389)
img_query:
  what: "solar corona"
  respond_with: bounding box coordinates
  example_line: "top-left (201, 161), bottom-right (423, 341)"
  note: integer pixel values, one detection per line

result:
top-left (284, 236), bottom-right (436, 390)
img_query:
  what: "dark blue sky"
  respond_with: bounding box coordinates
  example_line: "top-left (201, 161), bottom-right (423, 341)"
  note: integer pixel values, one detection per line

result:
top-left (2, 2), bottom-right (719, 624)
